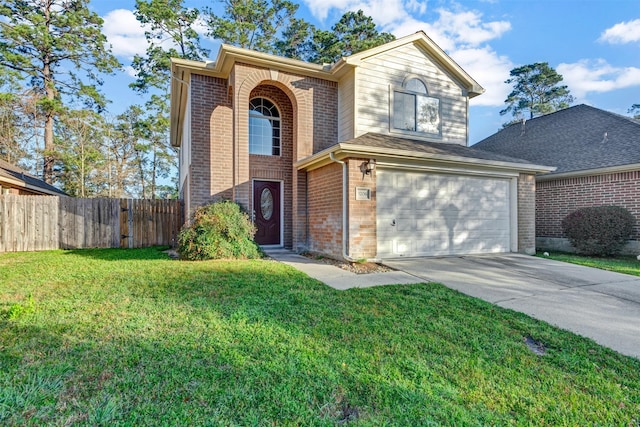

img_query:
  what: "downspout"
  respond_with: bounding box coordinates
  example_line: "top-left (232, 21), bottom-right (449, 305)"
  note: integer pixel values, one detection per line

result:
top-left (172, 73), bottom-right (190, 217)
top-left (329, 152), bottom-right (380, 263)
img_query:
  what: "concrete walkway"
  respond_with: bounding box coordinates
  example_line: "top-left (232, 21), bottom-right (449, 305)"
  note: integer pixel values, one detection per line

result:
top-left (264, 249), bottom-right (423, 290)
top-left (385, 254), bottom-right (640, 359)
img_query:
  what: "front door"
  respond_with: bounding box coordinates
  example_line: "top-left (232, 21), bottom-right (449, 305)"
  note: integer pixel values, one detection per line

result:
top-left (253, 180), bottom-right (281, 245)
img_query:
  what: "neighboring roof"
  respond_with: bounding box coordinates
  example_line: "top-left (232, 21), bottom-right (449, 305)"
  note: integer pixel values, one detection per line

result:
top-left (0, 159), bottom-right (67, 196)
top-left (474, 104), bottom-right (640, 177)
top-left (170, 31), bottom-right (485, 147)
top-left (295, 133), bottom-right (554, 174)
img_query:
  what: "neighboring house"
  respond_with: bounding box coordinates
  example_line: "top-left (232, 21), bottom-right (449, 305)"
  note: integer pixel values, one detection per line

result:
top-left (474, 104), bottom-right (640, 253)
top-left (170, 31), bottom-right (551, 260)
top-left (0, 159), bottom-right (67, 196)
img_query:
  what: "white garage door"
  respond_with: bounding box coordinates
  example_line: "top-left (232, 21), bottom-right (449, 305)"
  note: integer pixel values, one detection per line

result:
top-left (377, 169), bottom-right (512, 258)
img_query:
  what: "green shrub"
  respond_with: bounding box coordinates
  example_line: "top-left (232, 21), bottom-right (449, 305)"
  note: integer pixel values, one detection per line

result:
top-left (561, 206), bottom-right (635, 256)
top-left (177, 200), bottom-right (261, 260)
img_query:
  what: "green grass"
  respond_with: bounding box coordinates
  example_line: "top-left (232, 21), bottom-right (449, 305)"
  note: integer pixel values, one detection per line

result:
top-left (539, 252), bottom-right (640, 276)
top-left (1, 248), bottom-right (640, 426)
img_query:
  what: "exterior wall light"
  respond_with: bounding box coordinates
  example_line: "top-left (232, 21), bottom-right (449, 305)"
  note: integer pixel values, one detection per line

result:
top-left (360, 159), bottom-right (376, 175)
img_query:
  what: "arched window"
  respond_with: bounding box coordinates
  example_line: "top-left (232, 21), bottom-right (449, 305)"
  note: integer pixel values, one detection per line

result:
top-left (249, 98), bottom-right (281, 155)
top-left (392, 77), bottom-right (440, 135)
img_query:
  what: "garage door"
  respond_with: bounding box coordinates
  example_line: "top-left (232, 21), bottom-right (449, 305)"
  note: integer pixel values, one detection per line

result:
top-left (377, 169), bottom-right (512, 258)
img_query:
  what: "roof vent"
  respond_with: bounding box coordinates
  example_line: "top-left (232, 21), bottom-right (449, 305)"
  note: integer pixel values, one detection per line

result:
top-left (601, 132), bottom-right (608, 144)
top-left (520, 118), bottom-right (526, 136)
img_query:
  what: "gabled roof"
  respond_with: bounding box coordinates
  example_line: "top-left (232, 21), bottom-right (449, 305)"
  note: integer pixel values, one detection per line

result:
top-left (332, 31), bottom-right (484, 98)
top-left (474, 104), bottom-right (640, 177)
top-left (170, 31), bottom-right (484, 147)
top-left (0, 159), bottom-right (67, 196)
top-left (296, 133), bottom-right (553, 174)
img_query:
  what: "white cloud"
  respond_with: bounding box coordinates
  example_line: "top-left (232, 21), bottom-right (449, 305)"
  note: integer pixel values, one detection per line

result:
top-left (454, 47), bottom-right (513, 106)
top-left (599, 19), bottom-right (640, 44)
top-left (424, 9), bottom-right (511, 47)
top-left (405, 0), bottom-right (427, 15)
top-left (301, 0), bottom-right (514, 106)
top-left (387, 8), bottom-right (512, 107)
top-left (302, 0), bottom-right (355, 21)
top-left (557, 59), bottom-right (640, 99)
top-left (124, 65), bottom-right (138, 78)
top-left (102, 9), bottom-right (148, 58)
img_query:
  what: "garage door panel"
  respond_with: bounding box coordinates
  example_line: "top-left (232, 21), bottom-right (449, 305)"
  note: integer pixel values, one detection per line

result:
top-left (395, 217), bottom-right (415, 232)
top-left (377, 170), bottom-right (512, 258)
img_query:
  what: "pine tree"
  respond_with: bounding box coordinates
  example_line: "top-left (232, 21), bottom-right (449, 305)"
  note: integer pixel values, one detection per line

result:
top-left (500, 62), bottom-right (574, 120)
top-left (0, 0), bottom-right (119, 183)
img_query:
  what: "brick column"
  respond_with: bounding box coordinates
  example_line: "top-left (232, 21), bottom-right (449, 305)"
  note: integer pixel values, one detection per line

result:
top-left (518, 173), bottom-right (536, 254)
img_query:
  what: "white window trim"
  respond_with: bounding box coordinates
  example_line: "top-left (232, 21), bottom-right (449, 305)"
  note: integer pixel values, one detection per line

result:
top-left (249, 97), bottom-right (282, 157)
top-left (389, 83), bottom-right (443, 139)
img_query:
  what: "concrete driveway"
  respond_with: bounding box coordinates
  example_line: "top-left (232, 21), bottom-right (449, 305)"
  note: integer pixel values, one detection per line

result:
top-left (384, 254), bottom-right (640, 359)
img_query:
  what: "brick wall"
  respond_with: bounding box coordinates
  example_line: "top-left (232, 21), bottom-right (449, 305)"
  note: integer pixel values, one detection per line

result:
top-left (230, 63), bottom-right (340, 250)
top-left (189, 74), bottom-right (233, 213)
top-left (249, 84), bottom-right (294, 248)
top-left (307, 162), bottom-right (343, 257)
top-left (347, 158), bottom-right (377, 259)
top-left (537, 171), bottom-right (640, 240)
top-left (307, 79), bottom-right (338, 153)
top-left (518, 173), bottom-right (536, 254)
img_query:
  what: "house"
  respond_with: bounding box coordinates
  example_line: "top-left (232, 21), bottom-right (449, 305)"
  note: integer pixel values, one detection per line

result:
top-left (0, 159), bottom-right (66, 196)
top-left (474, 104), bottom-right (640, 253)
top-left (170, 31), bottom-right (551, 260)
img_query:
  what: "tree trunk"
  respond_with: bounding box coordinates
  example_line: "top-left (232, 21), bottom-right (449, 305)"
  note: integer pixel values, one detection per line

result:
top-left (151, 143), bottom-right (157, 199)
top-left (42, 3), bottom-right (55, 184)
top-left (43, 108), bottom-right (55, 184)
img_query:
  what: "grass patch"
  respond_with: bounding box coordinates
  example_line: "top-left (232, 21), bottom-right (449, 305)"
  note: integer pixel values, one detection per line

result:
top-left (538, 252), bottom-right (640, 276)
top-left (1, 247), bottom-right (639, 425)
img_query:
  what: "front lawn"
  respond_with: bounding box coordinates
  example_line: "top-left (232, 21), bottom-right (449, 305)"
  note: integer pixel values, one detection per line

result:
top-left (539, 252), bottom-right (640, 276)
top-left (1, 248), bottom-right (639, 425)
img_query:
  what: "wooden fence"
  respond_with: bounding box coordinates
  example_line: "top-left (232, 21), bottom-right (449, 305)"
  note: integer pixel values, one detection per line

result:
top-left (0, 195), bottom-right (184, 252)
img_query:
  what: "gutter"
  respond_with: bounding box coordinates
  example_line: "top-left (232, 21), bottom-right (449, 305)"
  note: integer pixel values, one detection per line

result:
top-left (297, 143), bottom-right (554, 174)
top-left (536, 163), bottom-right (640, 181)
top-left (328, 152), bottom-right (381, 263)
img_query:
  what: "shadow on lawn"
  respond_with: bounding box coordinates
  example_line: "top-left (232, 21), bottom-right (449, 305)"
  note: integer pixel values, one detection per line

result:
top-left (62, 246), bottom-right (173, 261)
top-left (4, 248), bottom-right (640, 425)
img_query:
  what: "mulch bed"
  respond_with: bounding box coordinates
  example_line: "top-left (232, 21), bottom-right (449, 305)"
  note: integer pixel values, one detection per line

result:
top-left (301, 252), bottom-right (393, 274)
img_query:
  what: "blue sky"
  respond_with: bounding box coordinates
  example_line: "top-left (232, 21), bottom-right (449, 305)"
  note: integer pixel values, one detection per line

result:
top-left (91, 0), bottom-right (640, 144)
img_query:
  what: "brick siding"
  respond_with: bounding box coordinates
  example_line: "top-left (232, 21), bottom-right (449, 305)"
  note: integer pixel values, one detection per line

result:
top-left (187, 63), bottom-right (339, 249)
top-left (248, 85), bottom-right (294, 248)
top-left (189, 74), bottom-right (233, 213)
top-left (517, 173), bottom-right (536, 254)
top-left (307, 162), bottom-right (343, 257)
top-left (537, 170), bottom-right (640, 240)
top-left (347, 158), bottom-right (377, 259)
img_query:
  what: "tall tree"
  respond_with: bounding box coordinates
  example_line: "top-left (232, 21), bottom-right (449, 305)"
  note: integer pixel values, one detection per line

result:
top-left (500, 62), bottom-right (574, 120)
top-left (0, 0), bottom-right (120, 183)
top-left (0, 92), bottom-right (28, 165)
top-left (273, 17), bottom-right (315, 60)
top-left (56, 110), bottom-right (106, 197)
top-left (311, 10), bottom-right (395, 64)
top-left (130, 0), bottom-right (206, 198)
top-left (134, 95), bottom-right (176, 199)
top-left (103, 112), bottom-right (143, 198)
top-left (132, 0), bottom-right (208, 92)
top-left (629, 104), bottom-right (640, 119)
top-left (205, 0), bottom-right (299, 53)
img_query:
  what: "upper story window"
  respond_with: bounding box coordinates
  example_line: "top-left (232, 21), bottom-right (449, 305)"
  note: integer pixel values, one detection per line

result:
top-left (392, 77), bottom-right (441, 136)
top-left (249, 98), bottom-right (281, 156)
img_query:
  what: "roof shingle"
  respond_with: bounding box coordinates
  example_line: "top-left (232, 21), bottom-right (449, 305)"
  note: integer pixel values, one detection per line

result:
top-left (473, 104), bottom-right (640, 175)
top-left (0, 159), bottom-right (67, 195)
top-left (344, 132), bottom-right (543, 165)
